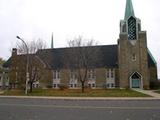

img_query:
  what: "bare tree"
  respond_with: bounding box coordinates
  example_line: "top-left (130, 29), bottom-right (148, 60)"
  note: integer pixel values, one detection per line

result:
top-left (65, 36), bottom-right (100, 93)
top-left (28, 60), bottom-right (41, 93)
top-left (16, 38), bottom-right (46, 92)
top-left (16, 38), bottom-right (47, 54)
top-left (0, 58), bottom-right (5, 67)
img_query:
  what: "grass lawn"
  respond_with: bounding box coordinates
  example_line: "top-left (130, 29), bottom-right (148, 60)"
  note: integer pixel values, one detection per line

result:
top-left (1, 88), bottom-right (150, 97)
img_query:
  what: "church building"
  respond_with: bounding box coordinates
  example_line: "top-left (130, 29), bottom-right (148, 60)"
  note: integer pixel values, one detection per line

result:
top-left (3, 0), bottom-right (158, 89)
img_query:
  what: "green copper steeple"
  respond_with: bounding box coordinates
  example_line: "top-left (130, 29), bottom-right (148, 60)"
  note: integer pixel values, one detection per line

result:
top-left (124, 0), bottom-right (135, 20)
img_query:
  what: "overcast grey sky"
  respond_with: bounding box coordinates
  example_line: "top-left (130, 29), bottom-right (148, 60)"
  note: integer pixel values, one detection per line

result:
top-left (0, 0), bottom-right (159, 77)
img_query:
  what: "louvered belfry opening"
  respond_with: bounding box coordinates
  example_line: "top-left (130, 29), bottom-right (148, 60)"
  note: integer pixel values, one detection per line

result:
top-left (128, 16), bottom-right (137, 40)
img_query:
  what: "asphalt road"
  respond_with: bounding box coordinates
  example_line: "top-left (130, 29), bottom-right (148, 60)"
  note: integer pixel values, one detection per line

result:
top-left (0, 98), bottom-right (160, 120)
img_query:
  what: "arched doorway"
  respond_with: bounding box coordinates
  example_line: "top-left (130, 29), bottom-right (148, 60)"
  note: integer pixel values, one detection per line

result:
top-left (130, 72), bottom-right (142, 88)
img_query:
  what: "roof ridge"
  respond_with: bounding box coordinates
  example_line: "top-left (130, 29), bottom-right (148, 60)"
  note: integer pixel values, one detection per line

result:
top-left (37, 44), bottom-right (118, 51)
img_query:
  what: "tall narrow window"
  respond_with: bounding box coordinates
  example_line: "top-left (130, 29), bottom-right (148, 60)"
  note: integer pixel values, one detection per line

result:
top-left (106, 69), bottom-right (109, 78)
top-left (88, 69), bottom-right (95, 79)
top-left (70, 70), bottom-right (77, 80)
top-left (106, 69), bottom-right (115, 88)
top-left (57, 70), bottom-right (60, 79)
top-left (53, 70), bottom-right (60, 88)
top-left (88, 69), bottom-right (96, 88)
top-left (70, 70), bottom-right (74, 80)
top-left (111, 69), bottom-right (114, 78)
top-left (53, 71), bottom-right (56, 79)
top-left (53, 70), bottom-right (60, 79)
top-left (70, 70), bottom-right (77, 88)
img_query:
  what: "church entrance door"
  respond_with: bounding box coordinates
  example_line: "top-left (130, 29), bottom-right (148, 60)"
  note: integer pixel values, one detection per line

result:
top-left (132, 79), bottom-right (140, 88)
top-left (130, 72), bottom-right (142, 88)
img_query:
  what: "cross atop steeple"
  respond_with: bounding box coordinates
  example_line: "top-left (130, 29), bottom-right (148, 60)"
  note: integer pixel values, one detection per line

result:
top-left (124, 0), bottom-right (135, 20)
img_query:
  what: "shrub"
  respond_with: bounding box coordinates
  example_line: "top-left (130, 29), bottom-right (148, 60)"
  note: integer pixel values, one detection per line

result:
top-left (150, 81), bottom-right (160, 90)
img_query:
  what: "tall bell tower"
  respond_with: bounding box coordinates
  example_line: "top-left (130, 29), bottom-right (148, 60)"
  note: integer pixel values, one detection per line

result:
top-left (118, 0), bottom-right (149, 89)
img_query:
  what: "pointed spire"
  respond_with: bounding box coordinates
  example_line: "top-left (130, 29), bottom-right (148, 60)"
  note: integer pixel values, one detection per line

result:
top-left (51, 32), bottom-right (54, 49)
top-left (124, 0), bottom-right (135, 20)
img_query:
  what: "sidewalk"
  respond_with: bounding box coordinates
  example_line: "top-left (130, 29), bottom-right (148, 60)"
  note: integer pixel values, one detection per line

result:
top-left (132, 89), bottom-right (160, 99)
top-left (0, 95), bottom-right (159, 100)
top-left (0, 91), bottom-right (4, 94)
top-left (0, 89), bottom-right (160, 100)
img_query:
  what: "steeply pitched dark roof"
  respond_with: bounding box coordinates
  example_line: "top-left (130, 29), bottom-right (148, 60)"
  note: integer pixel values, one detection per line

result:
top-left (36, 45), bottom-right (118, 69)
top-left (2, 54), bottom-right (35, 68)
top-left (99, 45), bottom-right (118, 67)
top-left (3, 45), bottom-right (156, 69)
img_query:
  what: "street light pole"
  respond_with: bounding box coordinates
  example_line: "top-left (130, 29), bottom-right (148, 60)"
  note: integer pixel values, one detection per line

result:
top-left (16, 36), bottom-right (29, 95)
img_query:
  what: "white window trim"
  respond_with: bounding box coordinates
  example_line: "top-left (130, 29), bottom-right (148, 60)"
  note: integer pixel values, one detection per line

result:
top-left (106, 69), bottom-right (115, 88)
top-left (88, 83), bottom-right (96, 89)
top-left (53, 83), bottom-right (59, 88)
top-left (70, 70), bottom-right (77, 80)
top-left (33, 81), bottom-right (39, 88)
top-left (129, 72), bottom-right (143, 89)
top-left (69, 70), bottom-right (78, 88)
top-left (88, 69), bottom-right (96, 80)
top-left (53, 70), bottom-right (60, 80)
top-left (69, 83), bottom-right (77, 89)
top-left (106, 83), bottom-right (115, 89)
top-left (88, 69), bottom-right (96, 88)
top-left (53, 70), bottom-right (60, 88)
top-left (69, 80), bottom-right (78, 88)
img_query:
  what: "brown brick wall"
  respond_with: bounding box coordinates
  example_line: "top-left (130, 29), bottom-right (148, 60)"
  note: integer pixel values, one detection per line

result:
top-left (118, 32), bottom-right (150, 89)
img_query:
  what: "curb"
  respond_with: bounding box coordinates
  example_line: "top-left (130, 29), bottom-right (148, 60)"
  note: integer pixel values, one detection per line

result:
top-left (0, 96), bottom-right (160, 101)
